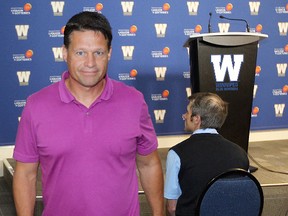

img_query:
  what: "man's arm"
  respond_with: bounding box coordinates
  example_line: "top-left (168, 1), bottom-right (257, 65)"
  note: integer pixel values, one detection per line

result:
top-left (13, 161), bottom-right (39, 216)
top-left (164, 150), bottom-right (181, 216)
top-left (137, 150), bottom-right (164, 216)
top-left (165, 199), bottom-right (177, 216)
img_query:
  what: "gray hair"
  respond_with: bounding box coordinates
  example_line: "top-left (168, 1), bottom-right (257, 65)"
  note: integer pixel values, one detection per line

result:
top-left (188, 92), bottom-right (228, 129)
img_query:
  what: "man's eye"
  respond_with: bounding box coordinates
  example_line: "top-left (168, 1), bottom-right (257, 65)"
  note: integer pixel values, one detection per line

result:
top-left (76, 51), bottom-right (85, 56)
top-left (95, 51), bottom-right (105, 56)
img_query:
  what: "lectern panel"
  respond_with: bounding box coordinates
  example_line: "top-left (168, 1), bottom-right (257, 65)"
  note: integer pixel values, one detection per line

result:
top-left (188, 38), bottom-right (258, 152)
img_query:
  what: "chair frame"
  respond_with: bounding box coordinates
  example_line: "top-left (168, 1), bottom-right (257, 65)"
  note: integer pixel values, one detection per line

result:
top-left (196, 168), bottom-right (264, 216)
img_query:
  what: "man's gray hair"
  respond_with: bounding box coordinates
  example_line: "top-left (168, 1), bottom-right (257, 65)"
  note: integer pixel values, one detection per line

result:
top-left (188, 92), bottom-right (228, 129)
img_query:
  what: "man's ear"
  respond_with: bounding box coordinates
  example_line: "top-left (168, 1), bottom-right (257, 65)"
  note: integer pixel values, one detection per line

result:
top-left (108, 47), bottom-right (112, 61)
top-left (191, 115), bottom-right (201, 123)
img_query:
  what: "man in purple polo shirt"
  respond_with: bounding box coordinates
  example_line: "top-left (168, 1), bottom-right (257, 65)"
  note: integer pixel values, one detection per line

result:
top-left (13, 11), bottom-right (164, 216)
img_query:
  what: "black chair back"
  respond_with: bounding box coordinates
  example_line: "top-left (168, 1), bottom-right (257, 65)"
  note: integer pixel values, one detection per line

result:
top-left (196, 168), bottom-right (264, 216)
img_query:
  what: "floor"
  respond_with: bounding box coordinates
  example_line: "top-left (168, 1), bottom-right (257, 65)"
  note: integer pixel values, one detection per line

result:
top-left (1, 139), bottom-right (288, 216)
top-left (0, 178), bottom-right (15, 216)
top-left (247, 140), bottom-right (288, 216)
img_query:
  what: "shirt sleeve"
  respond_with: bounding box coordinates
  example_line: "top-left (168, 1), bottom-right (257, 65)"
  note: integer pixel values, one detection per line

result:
top-left (136, 98), bottom-right (158, 156)
top-left (164, 149), bottom-right (182, 199)
top-left (13, 97), bottom-right (39, 162)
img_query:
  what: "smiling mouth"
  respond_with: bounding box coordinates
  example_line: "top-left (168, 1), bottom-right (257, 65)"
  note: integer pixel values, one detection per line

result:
top-left (81, 70), bottom-right (99, 74)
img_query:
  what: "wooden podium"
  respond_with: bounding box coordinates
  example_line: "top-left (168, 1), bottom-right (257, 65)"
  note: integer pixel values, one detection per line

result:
top-left (184, 33), bottom-right (268, 152)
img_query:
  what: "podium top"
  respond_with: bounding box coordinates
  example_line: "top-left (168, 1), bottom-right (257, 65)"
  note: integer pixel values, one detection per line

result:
top-left (183, 32), bottom-right (268, 47)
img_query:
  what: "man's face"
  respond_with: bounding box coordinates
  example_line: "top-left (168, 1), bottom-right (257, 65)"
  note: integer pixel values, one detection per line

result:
top-left (62, 30), bottom-right (112, 89)
top-left (183, 102), bottom-right (193, 131)
top-left (182, 101), bottom-right (200, 132)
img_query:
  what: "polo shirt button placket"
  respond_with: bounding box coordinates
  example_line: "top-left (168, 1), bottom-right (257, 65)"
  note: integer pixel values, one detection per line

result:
top-left (84, 111), bottom-right (93, 133)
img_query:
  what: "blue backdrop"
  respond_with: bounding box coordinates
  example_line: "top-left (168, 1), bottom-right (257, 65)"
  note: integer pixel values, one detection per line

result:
top-left (0, 1), bottom-right (287, 146)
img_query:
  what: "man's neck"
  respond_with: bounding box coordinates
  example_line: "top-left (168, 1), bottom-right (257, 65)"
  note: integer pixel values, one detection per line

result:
top-left (65, 78), bottom-right (106, 108)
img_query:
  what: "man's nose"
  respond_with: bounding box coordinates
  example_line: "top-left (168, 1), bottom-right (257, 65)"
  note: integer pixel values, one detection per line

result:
top-left (182, 114), bottom-right (186, 120)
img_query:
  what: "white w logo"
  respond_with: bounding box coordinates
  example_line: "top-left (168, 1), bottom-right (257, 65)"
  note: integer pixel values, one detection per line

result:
top-left (211, 55), bottom-right (243, 82)
top-left (253, 85), bottom-right (258, 98)
top-left (278, 22), bottom-right (288, 36)
top-left (154, 110), bottom-right (166, 123)
top-left (186, 87), bottom-right (192, 98)
top-left (274, 104), bottom-right (285, 117)
top-left (51, 1), bottom-right (65, 16)
top-left (276, 63), bottom-right (287, 77)
top-left (17, 71), bottom-right (31, 85)
top-left (155, 67), bottom-right (167, 80)
top-left (218, 23), bottom-right (230, 33)
top-left (52, 47), bottom-right (63, 61)
top-left (187, 1), bottom-right (199, 15)
top-left (15, 25), bottom-right (29, 39)
top-left (121, 46), bottom-right (134, 60)
top-left (121, 1), bottom-right (134, 15)
top-left (249, 2), bottom-right (260, 15)
top-left (154, 24), bottom-right (167, 37)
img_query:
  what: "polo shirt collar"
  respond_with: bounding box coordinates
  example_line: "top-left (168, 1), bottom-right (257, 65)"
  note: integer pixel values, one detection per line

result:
top-left (59, 71), bottom-right (113, 104)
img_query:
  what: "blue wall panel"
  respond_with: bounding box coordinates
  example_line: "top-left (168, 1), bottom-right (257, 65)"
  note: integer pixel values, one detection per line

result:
top-left (0, 1), bottom-right (287, 145)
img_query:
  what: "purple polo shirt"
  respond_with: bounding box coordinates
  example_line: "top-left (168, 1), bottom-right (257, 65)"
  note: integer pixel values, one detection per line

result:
top-left (13, 71), bottom-right (158, 216)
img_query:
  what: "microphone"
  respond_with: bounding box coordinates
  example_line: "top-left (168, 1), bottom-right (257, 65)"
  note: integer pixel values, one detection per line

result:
top-left (219, 15), bottom-right (250, 32)
top-left (208, 12), bottom-right (212, 33)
